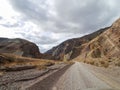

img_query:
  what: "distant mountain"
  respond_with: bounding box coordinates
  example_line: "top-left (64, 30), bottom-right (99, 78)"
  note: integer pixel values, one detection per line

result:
top-left (0, 38), bottom-right (41, 58)
top-left (45, 27), bottom-right (109, 60)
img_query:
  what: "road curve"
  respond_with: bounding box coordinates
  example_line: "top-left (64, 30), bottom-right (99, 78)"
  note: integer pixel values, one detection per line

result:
top-left (52, 62), bottom-right (114, 90)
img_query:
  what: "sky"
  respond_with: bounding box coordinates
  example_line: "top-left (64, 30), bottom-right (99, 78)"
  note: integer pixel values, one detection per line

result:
top-left (0, 0), bottom-right (120, 52)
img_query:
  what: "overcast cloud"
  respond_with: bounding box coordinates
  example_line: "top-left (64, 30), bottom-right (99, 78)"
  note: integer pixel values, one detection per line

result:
top-left (0, 0), bottom-right (120, 52)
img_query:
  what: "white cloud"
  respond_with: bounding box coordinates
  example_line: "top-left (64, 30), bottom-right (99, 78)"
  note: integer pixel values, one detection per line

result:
top-left (0, 26), bottom-right (17, 38)
top-left (0, 0), bottom-right (120, 52)
top-left (0, 0), bottom-right (20, 18)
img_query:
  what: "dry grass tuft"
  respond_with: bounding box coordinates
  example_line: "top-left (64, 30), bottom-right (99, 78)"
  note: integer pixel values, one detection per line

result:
top-left (78, 58), bottom-right (109, 68)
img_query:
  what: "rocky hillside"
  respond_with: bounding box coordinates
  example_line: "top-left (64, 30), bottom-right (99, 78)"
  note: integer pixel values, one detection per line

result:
top-left (0, 38), bottom-right (41, 58)
top-left (77, 18), bottom-right (120, 66)
top-left (45, 27), bottom-right (109, 60)
top-left (46, 18), bottom-right (120, 65)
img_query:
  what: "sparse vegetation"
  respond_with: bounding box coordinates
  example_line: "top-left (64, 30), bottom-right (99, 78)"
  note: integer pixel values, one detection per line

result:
top-left (80, 58), bottom-right (109, 68)
top-left (115, 61), bottom-right (120, 67)
top-left (0, 53), bottom-right (56, 71)
top-left (100, 60), bottom-right (109, 68)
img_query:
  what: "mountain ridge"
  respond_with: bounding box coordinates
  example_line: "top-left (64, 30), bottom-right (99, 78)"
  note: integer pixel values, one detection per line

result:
top-left (45, 18), bottom-right (120, 66)
top-left (76, 18), bottom-right (120, 66)
top-left (45, 26), bottom-right (110, 60)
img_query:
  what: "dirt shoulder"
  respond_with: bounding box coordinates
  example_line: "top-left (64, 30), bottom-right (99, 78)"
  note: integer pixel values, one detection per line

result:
top-left (0, 63), bottom-right (72, 90)
top-left (83, 63), bottom-right (120, 89)
top-left (26, 64), bottom-right (72, 90)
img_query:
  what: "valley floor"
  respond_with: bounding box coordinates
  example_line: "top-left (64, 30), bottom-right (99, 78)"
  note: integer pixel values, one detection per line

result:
top-left (0, 62), bottom-right (120, 90)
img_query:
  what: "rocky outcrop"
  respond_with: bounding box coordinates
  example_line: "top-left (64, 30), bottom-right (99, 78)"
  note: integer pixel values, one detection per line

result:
top-left (0, 38), bottom-right (41, 58)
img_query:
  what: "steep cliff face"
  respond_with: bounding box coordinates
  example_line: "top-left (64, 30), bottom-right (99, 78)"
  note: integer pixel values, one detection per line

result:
top-left (45, 27), bottom-right (108, 60)
top-left (0, 38), bottom-right (41, 58)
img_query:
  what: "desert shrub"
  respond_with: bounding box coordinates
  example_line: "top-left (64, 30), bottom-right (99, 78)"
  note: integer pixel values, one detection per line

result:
top-left (116, 61), bottom-right (120, 66)
top-left (89, 60), bottom-right (94, 65)
top-left (83, 61), bottom-right (86, 63)
top-left (85, 61), bottom-right (89, 64)
top-left (94, 62), bottom-right (99, 66)
top-left (100, 60), bottom-right (109, 68)
top-left (103, 62), bottom-right (109, 68)
top-left (84, 59), bottom-right (95, 65)
top-left (100, 60), bottom-right (105, 64)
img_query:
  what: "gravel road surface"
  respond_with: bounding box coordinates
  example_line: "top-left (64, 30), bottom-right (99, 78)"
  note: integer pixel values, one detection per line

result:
top-left (1, 62), bottom-right (119, 90)
top-left (26, 64), bottom-right (72, 90)
top-left (53, 62), bottom-right (119, 90)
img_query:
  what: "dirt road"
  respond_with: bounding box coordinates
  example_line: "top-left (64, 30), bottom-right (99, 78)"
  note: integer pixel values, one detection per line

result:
top-left (53, 62), bottom-right (120, 90)
top-left (27, 62), bottom-right (120, 90)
